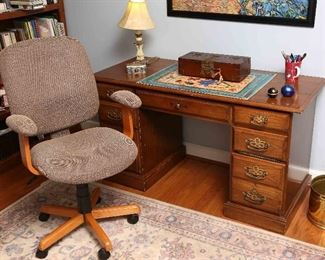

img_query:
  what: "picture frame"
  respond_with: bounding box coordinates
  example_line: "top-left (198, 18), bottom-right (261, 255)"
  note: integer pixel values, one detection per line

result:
top-left (167, 0), bottom-right (317, 28)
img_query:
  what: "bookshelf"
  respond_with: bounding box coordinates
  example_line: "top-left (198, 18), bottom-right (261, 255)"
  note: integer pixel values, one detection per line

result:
top-left (0, 0), bottom-right (67, 163)
top-left (0, 2), bottom-right (65, 22)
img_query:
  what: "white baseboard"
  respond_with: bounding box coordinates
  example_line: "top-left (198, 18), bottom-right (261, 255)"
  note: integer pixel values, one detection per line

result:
top-left (184, 142), bottom-right (230, 164)
top-left (309, 169), bottom-right (325, 178)
top-left (288, 164), bottom-right (310, 180)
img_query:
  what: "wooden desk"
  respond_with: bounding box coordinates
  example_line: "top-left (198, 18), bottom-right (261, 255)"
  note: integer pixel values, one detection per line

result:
top-left (95, 58), bottom-right (325, 233)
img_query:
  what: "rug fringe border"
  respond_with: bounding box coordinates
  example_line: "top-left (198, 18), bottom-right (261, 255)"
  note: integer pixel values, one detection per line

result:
top-left (1, 180), bottom-right (324, 252)
top-left (95, 182), bottom-right (325, 252)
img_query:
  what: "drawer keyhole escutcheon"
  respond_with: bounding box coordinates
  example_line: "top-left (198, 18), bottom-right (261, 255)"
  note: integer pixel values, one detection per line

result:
top-left (250, 114), bottom-right (268, 126)
top-left (245, 137), bottom-right (270, 152)
top-left (107, 111), bottom-right (121, 121)
top-left (243, 189), bottom-right (266, 205)
top-left (244, 166), bottom-right (268, 180)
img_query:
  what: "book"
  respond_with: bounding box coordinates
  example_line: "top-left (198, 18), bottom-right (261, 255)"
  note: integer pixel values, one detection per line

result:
top-left (14, 20), bottom-right (31, 39)
top-left (0, 32), bottom-right (13, 48)
top-left (50, 18), bottom-right (58, 36)
top-left (9, 31), bottom-right (17, 44)
top-left (37, 17), bottom-right (55, 37)
top-left (2, 95), bottom-right (9, 108)
top-left (0, 3), bottom-right (7, 13)
top-left (0, 89), bottom-right (9, 108)
top-left (17, 4), bottom-right (44, 9)
top-left (2, 0), bottom-right (13, 10)
top-left (30, 19), bottom-right (40, 38)
top-left (57, 22), bottom-right (65, 36)
top-left (16, 28), bottom-right (27, 41)
top-left (10, 0), bottom-right (43, 5)
top-left (26, 20), bottom-right (35, 38)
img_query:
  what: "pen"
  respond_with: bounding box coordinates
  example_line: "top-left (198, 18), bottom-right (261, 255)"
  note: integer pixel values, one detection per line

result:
top-left (296, 55), bottom-right (301, 62)
top-left (301, 53), bottom-right (307, 61)
top-left (281, 51), bottom-right (290, 62)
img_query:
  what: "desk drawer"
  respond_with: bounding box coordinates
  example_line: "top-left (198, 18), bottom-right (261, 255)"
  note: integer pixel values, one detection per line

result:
top-left (232, 153), bottom-right (285, 189)
top-left (233, 106), bottom-right (291, 133)
top-left (137, 90), bottom-right (231, 123)
top-left (233, 127), bottom-right (288, 161)
top-left (99, 101), bottom-right (139, 129)
top-left (231, 177), bottom-right (283, 214)
top-left (97, 83), bottom-right (134, 102)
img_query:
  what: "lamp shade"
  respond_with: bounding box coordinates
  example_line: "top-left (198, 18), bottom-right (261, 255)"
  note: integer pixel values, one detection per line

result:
top-left (119, 0), bottom-right (154, 30)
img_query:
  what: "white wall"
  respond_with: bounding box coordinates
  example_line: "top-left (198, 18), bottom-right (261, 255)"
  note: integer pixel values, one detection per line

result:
top-left (65, 0), bottom-right (325, 173)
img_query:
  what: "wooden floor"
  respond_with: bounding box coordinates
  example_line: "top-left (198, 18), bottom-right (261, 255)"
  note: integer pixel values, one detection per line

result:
top-left (1, 156), bottom-right (324, 247)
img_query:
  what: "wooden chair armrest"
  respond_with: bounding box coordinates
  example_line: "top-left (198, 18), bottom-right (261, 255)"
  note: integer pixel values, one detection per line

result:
top-left (110, 90), bottom-right (142, 140)
top-left (18, 134), bottom-right (40, 176)
top-left (121, 107), bottom-right (134, 139)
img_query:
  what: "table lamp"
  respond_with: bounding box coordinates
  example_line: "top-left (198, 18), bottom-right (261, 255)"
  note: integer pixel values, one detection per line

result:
top-left (118, 0), bottom-right (154, 61)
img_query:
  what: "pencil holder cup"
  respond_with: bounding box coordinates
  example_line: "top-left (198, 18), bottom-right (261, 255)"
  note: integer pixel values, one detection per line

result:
top-left (285, 61), bottom-right (301, 84)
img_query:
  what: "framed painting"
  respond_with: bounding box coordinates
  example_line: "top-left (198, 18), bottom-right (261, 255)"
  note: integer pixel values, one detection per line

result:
top-left (167, 0), bottom-right (317, 27)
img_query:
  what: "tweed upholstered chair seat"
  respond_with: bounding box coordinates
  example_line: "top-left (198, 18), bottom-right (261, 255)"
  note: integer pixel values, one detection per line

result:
top-left (31, 127), bottom-right (138, 184)
top-left (0, 37), bottom-right (142, 259)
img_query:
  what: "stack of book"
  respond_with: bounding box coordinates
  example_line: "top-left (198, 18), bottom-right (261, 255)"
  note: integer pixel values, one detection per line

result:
top-left (0, 16), bottom-right (65, 50)
top-left (0, 2), bottom-right (8, 13)
top-left (10, 0), bottom-right (45, 10)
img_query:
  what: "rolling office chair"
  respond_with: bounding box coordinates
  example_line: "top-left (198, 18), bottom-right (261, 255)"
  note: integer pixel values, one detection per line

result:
top-left (0, 36), bottom-right (142, 259)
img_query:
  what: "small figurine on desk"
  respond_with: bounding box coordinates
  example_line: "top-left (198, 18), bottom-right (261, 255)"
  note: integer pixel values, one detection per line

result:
top-left (126, 61), bottom-right (147, 75)
top-left (126, 56), bottom-right (160, 75)
top-left (281, 84), bottom-right (295, 97)
top-left (267, 88), bottom-right (279, 98)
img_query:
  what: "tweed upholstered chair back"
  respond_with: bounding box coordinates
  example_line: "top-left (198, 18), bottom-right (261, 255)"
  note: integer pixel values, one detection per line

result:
top-left (0, 37), bottom-right (99, 135)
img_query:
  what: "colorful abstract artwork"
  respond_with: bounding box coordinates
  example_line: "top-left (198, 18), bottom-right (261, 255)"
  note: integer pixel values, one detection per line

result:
top-left (167, 0), bottom-right (317, 27)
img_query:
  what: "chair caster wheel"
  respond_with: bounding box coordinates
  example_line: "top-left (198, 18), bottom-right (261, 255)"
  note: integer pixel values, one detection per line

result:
top-left (98, 248), bottom-right (110, 260)
top-left (35, 249), bottom-right (48, 259)
top-left (127, 214), bottom-right (139, 224)
top-left (39, 213), bottom-right (50, 222)
top-left (96, 197), bottom-right (102, 204)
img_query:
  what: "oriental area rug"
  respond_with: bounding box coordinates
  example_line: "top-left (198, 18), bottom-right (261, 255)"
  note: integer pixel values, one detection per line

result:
top-left (0, 181), bottom-right (324, 259)
top-left (138, 64), bottom-right (276, 100)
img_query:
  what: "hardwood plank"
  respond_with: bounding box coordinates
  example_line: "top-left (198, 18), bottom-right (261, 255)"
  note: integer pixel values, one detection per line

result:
top-left (0, 158), bottom-right (324, 247)
top-left (103, 157), bottom-right (325, 247)
top-left (0, 164), bottom-right (46, 210)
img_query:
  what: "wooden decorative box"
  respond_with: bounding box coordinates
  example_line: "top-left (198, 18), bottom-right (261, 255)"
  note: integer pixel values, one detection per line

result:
top-left (178, 52), bottom-right (251, 82)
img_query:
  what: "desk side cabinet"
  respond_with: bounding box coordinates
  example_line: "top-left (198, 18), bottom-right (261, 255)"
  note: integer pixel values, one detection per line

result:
top-left (224, 104), bottom-right (315, 233)
top-left (97, 82), bottom-right (185, 191)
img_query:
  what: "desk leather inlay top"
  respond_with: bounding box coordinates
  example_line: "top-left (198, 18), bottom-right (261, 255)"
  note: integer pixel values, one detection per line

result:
top-left (137, 64), bottom-right (276, 100)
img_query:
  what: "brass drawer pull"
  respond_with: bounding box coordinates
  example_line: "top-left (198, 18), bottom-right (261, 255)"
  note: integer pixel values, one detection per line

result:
top-left (244, 166), bottom-right (268, 180)
top-left (107, 111), bottom-right (121, 121)
top-left (175, 103), bottom-right (181, 110)
top-left (245, 137), bottom-right (270, 152)
top-left (250, 115), bottom-right (268, 126)
top-left (243, 189), bottom-right (266, 205)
